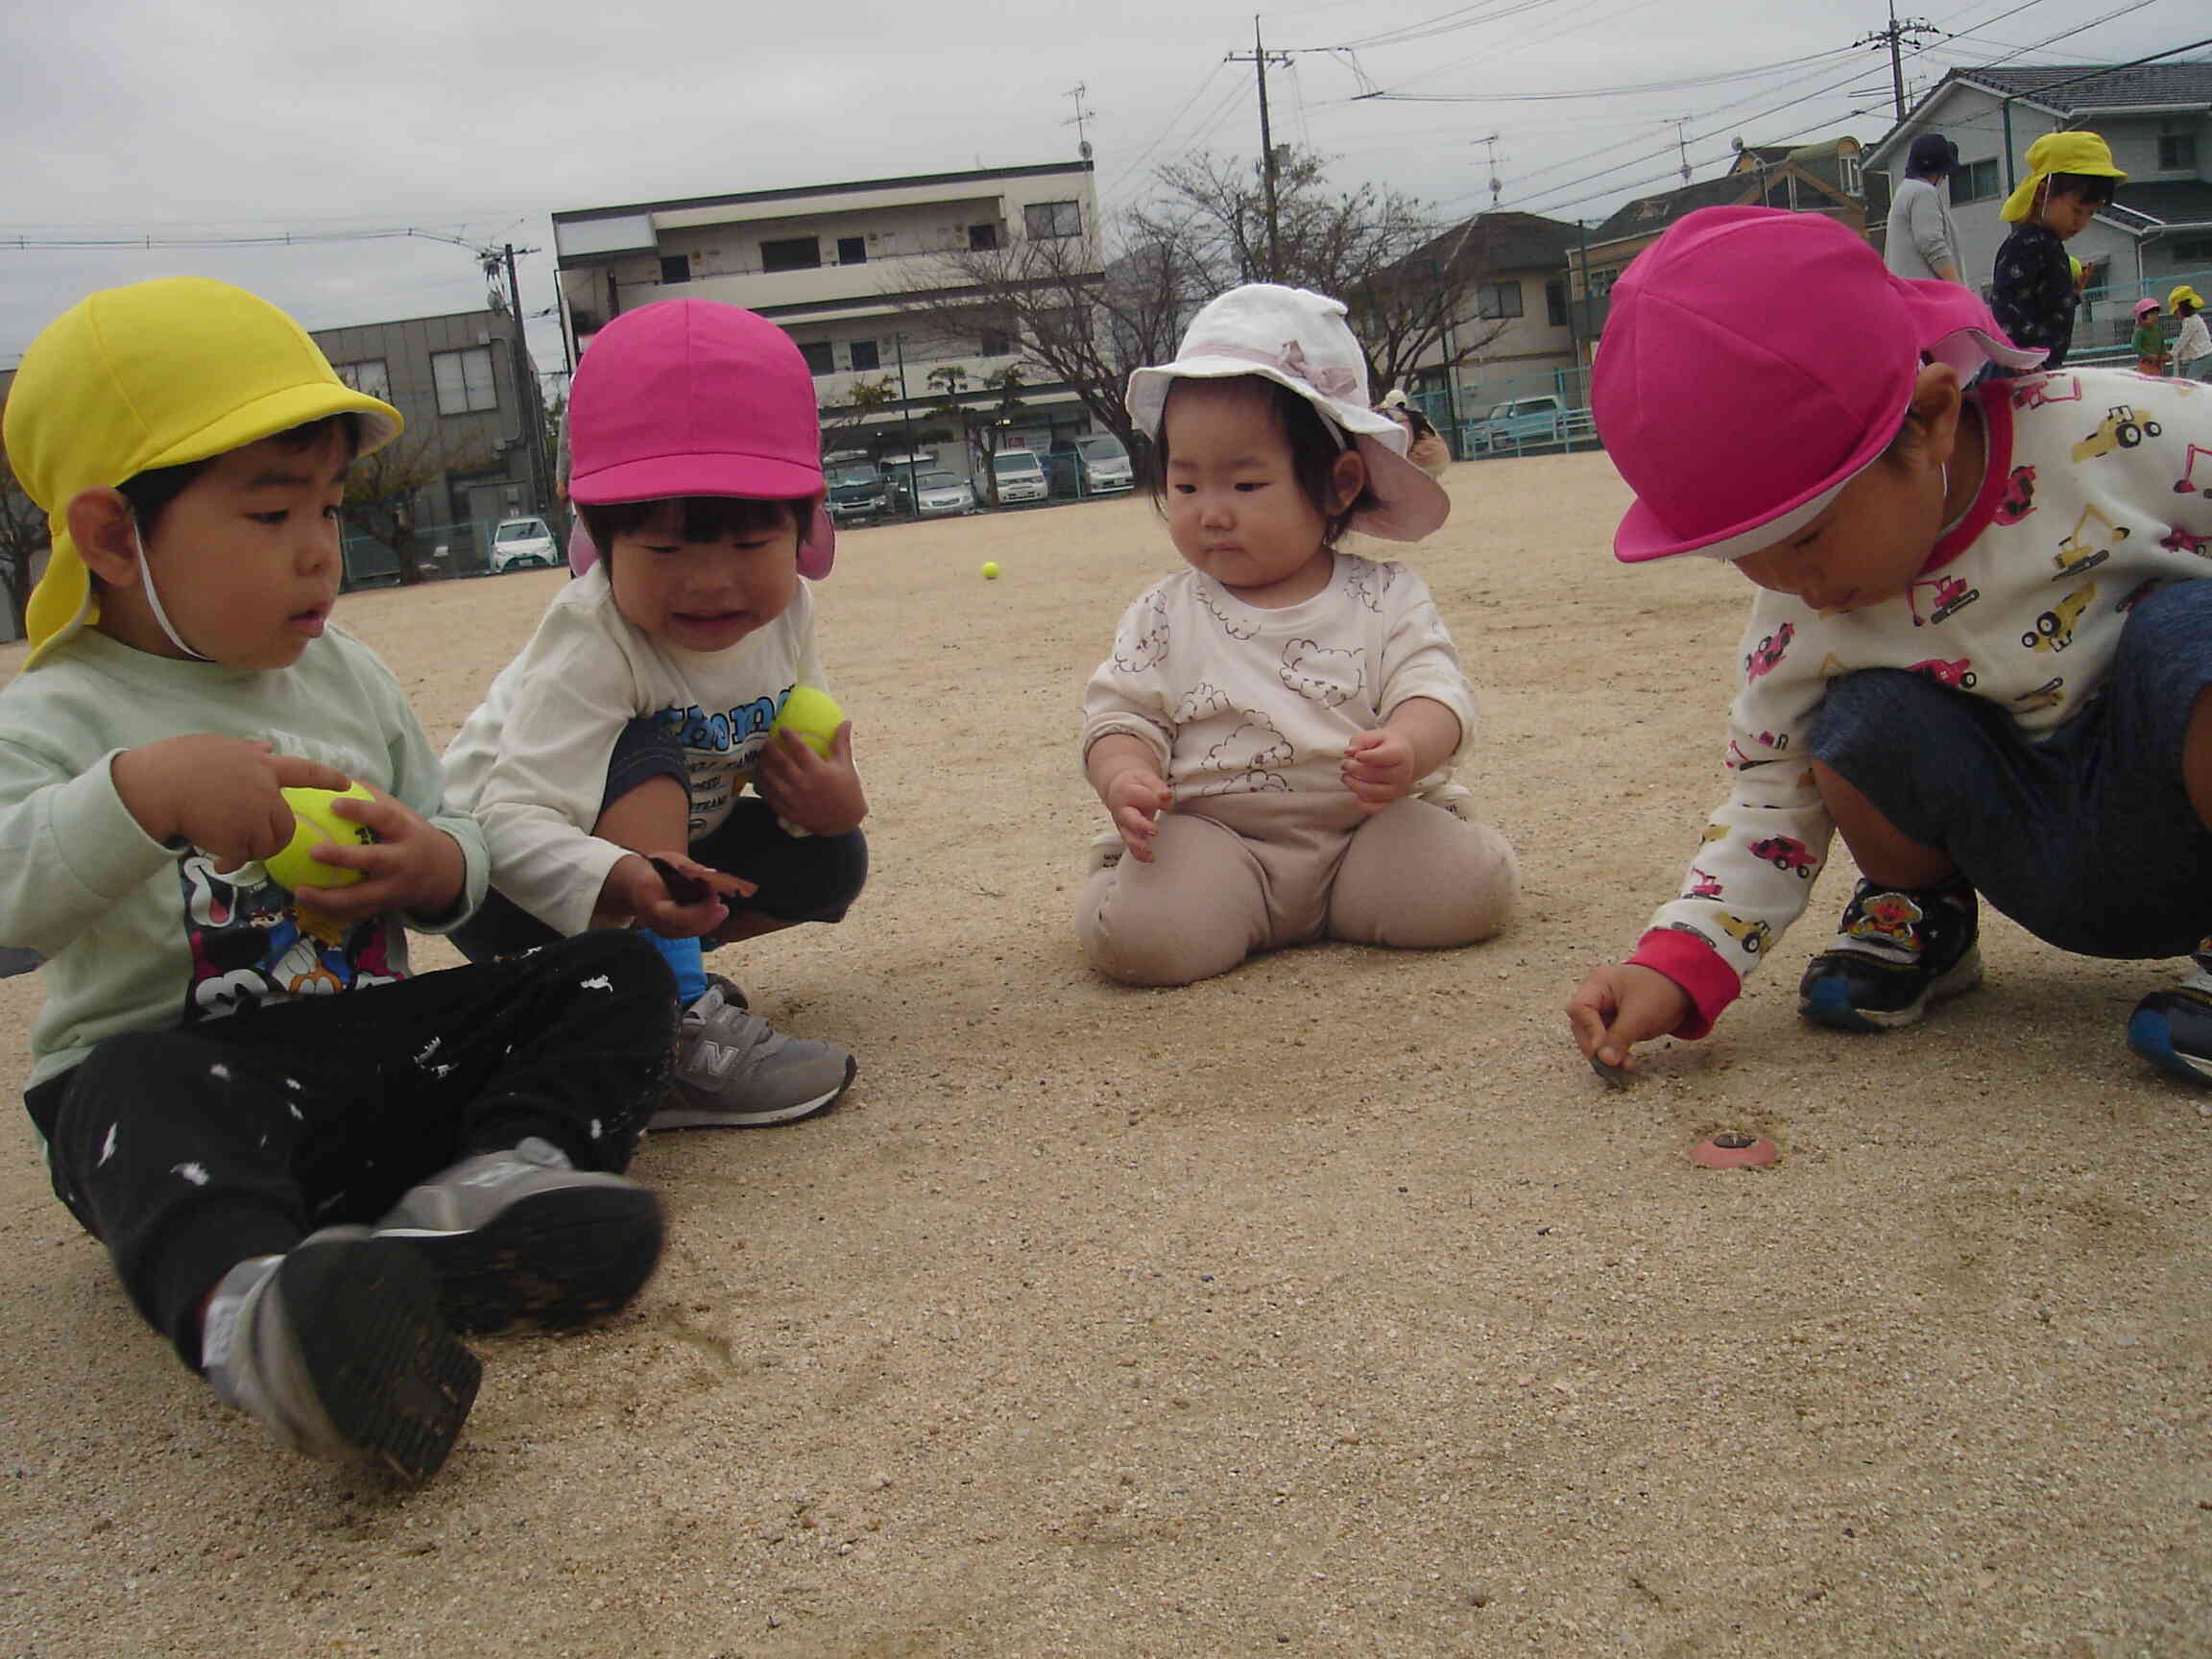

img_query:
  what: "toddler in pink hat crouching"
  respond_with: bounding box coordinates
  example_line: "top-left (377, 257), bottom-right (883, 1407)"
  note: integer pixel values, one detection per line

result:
top-left (1565, 206), bottom-right (2212, 1090)
top-left (1078, 283), bottom-right (1518, 986)
top-left (445, 300), bottom-right (865, 1129)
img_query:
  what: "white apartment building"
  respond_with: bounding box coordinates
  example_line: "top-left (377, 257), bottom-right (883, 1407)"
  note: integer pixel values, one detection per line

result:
top-left (551, 160), bottom-right (1102, 452)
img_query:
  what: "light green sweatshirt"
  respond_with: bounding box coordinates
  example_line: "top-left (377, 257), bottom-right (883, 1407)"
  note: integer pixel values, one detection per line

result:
top-left (0, 627), bottom-right (488, 1089)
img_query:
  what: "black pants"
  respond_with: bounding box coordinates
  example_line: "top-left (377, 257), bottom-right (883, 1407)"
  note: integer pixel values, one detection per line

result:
top-left (23, 929), bottom-right (674, 1368)
top-left (453, 715), bottom-right (869, 961)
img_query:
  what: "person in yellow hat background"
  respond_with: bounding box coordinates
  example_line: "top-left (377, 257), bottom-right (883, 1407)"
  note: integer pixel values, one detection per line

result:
top-left (1988, 131), bottom-right (2125, 370)
top-left (2170, 284), bottom-right (2211, 383)
top-left (0, 277), bottom-right (680, 1483)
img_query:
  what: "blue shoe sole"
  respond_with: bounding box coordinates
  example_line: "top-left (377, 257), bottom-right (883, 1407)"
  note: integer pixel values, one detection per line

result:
top-left (2127, 1005), bottom-right (2212, 1087)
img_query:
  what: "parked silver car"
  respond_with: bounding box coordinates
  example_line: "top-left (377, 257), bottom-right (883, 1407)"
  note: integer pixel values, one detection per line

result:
top-left (909, 469), bottom-right (979, 517)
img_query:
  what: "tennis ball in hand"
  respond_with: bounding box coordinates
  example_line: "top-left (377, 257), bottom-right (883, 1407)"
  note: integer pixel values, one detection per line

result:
top-left (771, 686), bottom-right (846, 759)
top-left (981, 561), bottom-right (1000, 580)
top-left (264, 782), bottom-right (377, 892)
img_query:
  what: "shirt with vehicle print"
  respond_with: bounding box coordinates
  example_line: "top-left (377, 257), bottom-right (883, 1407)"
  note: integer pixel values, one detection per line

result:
top-left (1637, 368), bottom-right (2212, 1037)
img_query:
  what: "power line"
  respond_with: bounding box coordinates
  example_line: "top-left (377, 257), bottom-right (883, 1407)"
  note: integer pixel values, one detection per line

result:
top-left (1351, 46), bottom-right (1860, 104)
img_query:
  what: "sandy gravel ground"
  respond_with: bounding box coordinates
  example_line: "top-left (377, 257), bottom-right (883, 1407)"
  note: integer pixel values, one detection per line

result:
top-left (2, 455), bottom-right (2208, 1659)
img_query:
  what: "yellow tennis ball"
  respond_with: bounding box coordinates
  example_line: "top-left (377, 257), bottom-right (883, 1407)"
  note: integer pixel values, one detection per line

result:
top-left (265, 782), bottom-right (377, 892)
top-left (981, 561), bottom-right (1000, 580)
top-left (771, 685), bottom-right (845, 759)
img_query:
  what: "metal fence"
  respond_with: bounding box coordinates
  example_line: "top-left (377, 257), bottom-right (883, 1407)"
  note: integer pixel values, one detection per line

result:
top-left (1408, 363), bottom-right (1606, 464)
top-left (341, 518), bottom-right (517, 590)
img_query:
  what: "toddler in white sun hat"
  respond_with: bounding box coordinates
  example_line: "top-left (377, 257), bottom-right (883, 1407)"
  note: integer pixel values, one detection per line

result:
top-left (1077, 282), bottom-right (1517, 987)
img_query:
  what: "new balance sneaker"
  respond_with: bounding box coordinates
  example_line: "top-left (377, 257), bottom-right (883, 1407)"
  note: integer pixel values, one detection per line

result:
top-left (657, 976), bottom-right (855, 1129)
top-left (1798, 877), bottom-right (1983, 1032)
top-left (202, 1227), bottom-right (479, 1485)
top-left (373, 1137), bottom-right (665, 1334)
top-left (2126, 943), bottom-right (2212, 1087)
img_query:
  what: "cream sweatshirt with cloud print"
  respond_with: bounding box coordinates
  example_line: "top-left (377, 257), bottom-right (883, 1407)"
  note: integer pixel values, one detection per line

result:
top-left (1081, 552), bottom-right (1479, 822)
top-left (1635, 368), bottom-right (2212, 1038)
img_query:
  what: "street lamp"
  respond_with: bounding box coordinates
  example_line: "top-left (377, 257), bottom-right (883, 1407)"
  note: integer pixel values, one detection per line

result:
top-left (891, 332), bottom-right (921, 520)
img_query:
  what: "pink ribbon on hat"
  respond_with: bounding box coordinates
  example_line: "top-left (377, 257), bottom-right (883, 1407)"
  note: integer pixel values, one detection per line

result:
top-left (1184, 336), bottom-right (1363, 402)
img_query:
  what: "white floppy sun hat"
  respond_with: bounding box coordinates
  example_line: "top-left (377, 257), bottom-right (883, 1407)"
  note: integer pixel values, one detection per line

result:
top-left (1126, 283), bottom-right (1451, 541)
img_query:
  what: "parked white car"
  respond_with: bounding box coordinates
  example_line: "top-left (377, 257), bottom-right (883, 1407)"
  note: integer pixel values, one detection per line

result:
top-left (992, 449), bottom-right (1049, 505)
top-left (1060, 434), bottom-right (1134, 493)
top-left (491, 517), bottom-right (561, 572)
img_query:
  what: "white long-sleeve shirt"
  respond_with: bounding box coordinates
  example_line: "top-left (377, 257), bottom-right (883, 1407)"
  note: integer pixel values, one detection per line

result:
top-left (2176, 312), bottom-right (2212, 368)
top-left (1082, 553), bottom-right (1479, 810)
top-left (1637, 368), bottom-right (2212, 1036)
top-left (444, 567), bottom-right (824, 938)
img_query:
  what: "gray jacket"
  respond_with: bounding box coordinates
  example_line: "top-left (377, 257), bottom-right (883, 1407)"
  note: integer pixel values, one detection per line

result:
top-left (1884, 177), bottom-right (1961, 284)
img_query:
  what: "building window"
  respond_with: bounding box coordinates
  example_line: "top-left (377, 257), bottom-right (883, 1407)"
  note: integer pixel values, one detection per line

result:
top-left (1586, 268), bottom-right (1621, 300)
top-left (848, 339), bottom-right (880, 372)
top-left (2158, 133), bottom-right (2198, 171)
top-left (1545, 281), bottom-right (1569, 328)
top-left (1022, 201), bottom-right (1082, 240)
top-left (335, 359), bottom-right (391, 402)
top-left (761, 236), bottom-right (822, 273)
top-left (1476, 280), bottom-right (1524, 320)
top-left (837, 236), bottom-right (867, 265)
top-left (979, 326), bottom-right (1012, 356)
top-left (2171, 234), bottom-right (2212, 262)
top-left (970, 222), bottom-right (999, 252)
top-left (431, 347), bottom-right (498, 416)
top-left (1950, 158), bottom-right (2001, 204)
top-left (1839, 153), bottom-right (1863, 196)
top-left (661, 253), bottom-right (691, 285)
top-left (797, 340), bottom-right (834, 376)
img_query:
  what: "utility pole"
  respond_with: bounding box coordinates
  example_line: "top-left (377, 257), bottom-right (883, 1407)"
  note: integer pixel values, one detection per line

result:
top-left (495, 242), bottom-right (550, 517)
top-left (1855, 0), bottom-right (1940, 121)
top-left (1227, 17), bottom-right (1292, 281)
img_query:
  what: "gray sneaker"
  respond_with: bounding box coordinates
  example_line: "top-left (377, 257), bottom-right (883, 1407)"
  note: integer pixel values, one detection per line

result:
top-left (202, 1227), bottom-right (479, 1485)
top-left (658, 976), bottom-right (856, 1129)
top-left (373, 1137), bottom-right (664, 1334)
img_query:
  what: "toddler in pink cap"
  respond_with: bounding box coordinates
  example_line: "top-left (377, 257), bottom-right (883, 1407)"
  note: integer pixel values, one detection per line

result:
top-left (1566, 206), bottom-right (2212, 1090)
top-left (445, 300), bottom-right (866, 1128)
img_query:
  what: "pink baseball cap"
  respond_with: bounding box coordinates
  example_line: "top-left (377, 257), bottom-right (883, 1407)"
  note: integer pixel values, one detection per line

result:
top-left (1594, 207), bottom-right (2043, 565)
top-left (568, 299), bottom-right (835, 578)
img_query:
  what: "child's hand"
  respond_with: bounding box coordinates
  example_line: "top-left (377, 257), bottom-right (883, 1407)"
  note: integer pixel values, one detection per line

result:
top-left (281, 784), bottom-right (469, 922)
top-left (598, 852), bottom-right (754, 940)
top-left (753, 723), bottom-right (867, 836)
top-left (1341, 728), bottom-right (1419, 814)
top-left (1103, 767), bottom-right (1172, 861)
top-left (1565, 963), bottom-right (1695, 1073)
top-left (112, 736), bottom-right (354, 872)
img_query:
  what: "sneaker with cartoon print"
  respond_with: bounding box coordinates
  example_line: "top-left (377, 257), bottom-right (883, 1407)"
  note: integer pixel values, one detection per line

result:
top-left (2126, 941), bottom-right (2212, 1087)
top-left (1798, 877), bottom-right (1983, 1031)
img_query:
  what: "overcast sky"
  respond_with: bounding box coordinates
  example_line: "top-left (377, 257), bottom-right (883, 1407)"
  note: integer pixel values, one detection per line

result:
top-left (0, 0), bottom-right (2193, 379)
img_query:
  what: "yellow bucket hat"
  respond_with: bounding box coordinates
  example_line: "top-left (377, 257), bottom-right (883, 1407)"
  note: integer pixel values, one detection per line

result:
top-left (2171, 284), bottom-right (2205, 314)
top-left (2000, 131), bottom-right (2126, 223)
top-left (2, 276), bottom-right (402, 668)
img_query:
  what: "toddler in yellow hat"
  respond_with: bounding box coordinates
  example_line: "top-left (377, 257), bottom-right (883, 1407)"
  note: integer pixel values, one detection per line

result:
top-left (0, 277), bottom-right (677, 1483)
top-left (1988, 131), bottom-right (2124, 370)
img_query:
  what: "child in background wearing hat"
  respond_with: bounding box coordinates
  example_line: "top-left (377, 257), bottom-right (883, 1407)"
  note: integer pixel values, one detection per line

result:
top-left (1566, 207), bottom-right (2212, 1089)
top-left (0, 279), bottom-right (675, 1483)
top-left (1077, 284), bottom-right (1517, 986)
top-left (1988, 132), bottom-right (2125, 371)
top-left (1377, 387), bottom-right (1455, 479)
top-left (2132, 297), bottom-right (2169, 376)
top-left (2173, 286), bottom-right (2212, 383)
top-left (445, 300), bottom-right (866, 1127)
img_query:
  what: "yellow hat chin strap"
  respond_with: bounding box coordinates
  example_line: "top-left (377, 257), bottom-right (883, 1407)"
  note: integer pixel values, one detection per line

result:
top-left (131, 516), bottom-right (212, 662)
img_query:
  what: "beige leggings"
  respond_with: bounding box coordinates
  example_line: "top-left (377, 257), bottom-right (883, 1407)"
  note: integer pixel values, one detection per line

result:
top-left (1077, 790), bottom-right (1518, 987)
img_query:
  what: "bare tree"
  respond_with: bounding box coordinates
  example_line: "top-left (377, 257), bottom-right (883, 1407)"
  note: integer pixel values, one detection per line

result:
top-left (344, 428), bottom-right (493, 587)
top-left (887, 210), bottom-right (1199, 469)
top-left (0, 445), bottom-right (47, 639)
top-left (1143, 148), bottom-right (1504, 396)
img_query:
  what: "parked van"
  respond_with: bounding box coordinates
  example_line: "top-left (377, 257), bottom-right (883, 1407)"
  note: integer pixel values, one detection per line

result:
top-left (1051, 433), bottom-right (1135, 495)
top-left (991, 448), bottom-right (1049, 505)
